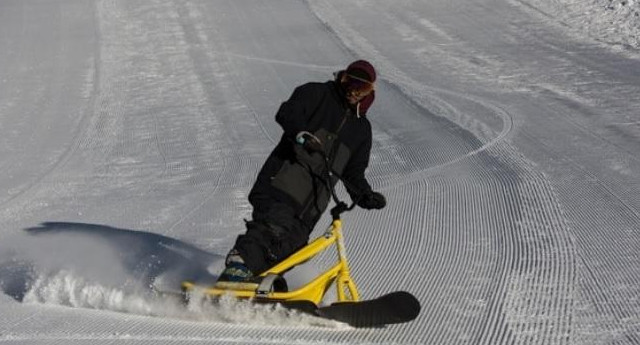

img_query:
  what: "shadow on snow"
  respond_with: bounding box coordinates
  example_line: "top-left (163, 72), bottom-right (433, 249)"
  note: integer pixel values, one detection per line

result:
top-left (0, 222), bottom-right (222, 302)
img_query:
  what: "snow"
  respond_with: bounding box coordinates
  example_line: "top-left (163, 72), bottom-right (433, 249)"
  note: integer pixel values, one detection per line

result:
top-left (1, 0), bottom-right (640, 344)
top-left (515, 0), bottom-right (640, 51)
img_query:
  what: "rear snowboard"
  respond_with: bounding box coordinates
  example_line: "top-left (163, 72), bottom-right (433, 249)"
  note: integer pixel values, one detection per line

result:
top-left (314, 291), bottom-right (420, 328)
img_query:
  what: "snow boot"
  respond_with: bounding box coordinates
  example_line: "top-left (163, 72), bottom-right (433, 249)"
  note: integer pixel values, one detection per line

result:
top-left (217, 262), bottom-right (254, 282)
top-left (216, 250), bottom-right (254, 283)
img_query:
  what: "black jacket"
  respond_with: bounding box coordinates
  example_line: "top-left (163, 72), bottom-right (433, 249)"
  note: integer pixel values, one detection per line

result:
top-left (249, 79), bottom-right (374, 229)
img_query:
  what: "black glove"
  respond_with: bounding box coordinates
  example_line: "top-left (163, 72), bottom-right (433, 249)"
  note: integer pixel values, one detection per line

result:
top-left (296, 131), bottom-right (323, 154)
top-left (357, 191), bottom-right (386, 210)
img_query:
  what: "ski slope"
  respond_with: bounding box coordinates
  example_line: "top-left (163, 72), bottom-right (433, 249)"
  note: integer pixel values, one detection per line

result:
top-left (1, 0), bottom-right (640, 344)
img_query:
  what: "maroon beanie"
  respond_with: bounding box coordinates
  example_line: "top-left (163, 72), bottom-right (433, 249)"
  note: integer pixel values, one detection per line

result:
top-left (346, 60), bottom-right (376, 83)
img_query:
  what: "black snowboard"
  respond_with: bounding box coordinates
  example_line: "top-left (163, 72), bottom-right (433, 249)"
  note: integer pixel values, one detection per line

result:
top-left (279, 291), bottom-right (421, 328)
top-left (159, 286), bottom-right (421, 328)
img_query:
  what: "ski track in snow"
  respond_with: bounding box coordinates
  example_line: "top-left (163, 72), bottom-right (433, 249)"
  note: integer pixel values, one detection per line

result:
top-left (1, 0), bottom-right (640, 344)
top-left (509, 0), bottom-right (640, 54)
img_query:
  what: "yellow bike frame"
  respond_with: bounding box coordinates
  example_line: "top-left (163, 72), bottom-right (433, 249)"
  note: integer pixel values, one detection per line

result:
top-left (181, 217), bottom-right (359, 305)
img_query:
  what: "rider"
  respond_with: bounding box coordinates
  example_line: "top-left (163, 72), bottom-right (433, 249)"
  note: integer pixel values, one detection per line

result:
top-left (218, 60), bottom-right (387, 282)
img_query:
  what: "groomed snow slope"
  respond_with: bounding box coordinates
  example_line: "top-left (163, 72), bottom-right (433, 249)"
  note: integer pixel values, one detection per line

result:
top-left (1, 0), bottom-right (640, 344)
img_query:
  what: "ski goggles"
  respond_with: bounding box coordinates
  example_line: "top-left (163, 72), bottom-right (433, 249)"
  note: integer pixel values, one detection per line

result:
top-left (343, 73), bottom-right (375, 98)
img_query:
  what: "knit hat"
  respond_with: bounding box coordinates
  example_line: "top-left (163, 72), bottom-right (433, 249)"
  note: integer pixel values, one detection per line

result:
top-left (346, 60), bottom-right (376, 83)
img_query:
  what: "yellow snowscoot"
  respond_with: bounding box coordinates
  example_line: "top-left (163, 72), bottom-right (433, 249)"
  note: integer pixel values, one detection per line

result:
top-left (180, 155), bottom-right (421, 328)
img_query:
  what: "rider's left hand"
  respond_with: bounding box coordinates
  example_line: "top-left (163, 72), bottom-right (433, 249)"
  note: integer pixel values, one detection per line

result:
top-left (358, 191), bottom-right (386, 210)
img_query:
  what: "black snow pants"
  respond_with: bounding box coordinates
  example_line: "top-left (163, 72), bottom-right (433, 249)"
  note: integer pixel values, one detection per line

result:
top-left (233, 195), bottom-right (312, 275)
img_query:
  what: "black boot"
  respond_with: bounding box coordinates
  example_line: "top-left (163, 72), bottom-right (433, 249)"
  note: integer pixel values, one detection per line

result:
top-left (217, 250), bottom-right (254, 282)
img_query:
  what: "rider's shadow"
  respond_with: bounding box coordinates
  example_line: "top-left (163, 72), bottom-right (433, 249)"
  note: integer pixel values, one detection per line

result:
top-left (0, 222), bottom-right (221, 301)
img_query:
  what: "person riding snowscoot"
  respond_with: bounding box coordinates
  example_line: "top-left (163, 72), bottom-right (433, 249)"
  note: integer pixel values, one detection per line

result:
top-left (218, 60), bottom-right (387, 282)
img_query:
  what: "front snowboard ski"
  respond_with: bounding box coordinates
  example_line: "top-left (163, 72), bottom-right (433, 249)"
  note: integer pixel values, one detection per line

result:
top-left (317, 291), bottom-right (420, 328)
